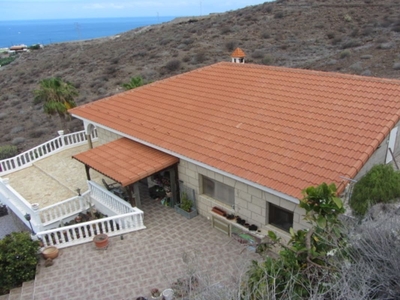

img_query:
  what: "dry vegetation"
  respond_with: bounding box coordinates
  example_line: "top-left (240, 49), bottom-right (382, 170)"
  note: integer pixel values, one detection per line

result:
top-left (2, 0), bottom-right (400, 152)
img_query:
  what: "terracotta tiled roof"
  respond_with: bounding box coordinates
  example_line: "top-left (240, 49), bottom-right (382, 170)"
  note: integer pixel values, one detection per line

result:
top-left (231, 47), bottom-right (246, 58)
top-left (70, 62), bottom-right (400, 199)
top-left (72, 138), bottom-right (179, 186)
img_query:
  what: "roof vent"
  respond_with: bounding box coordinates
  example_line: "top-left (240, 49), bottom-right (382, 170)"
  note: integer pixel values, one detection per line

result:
top-left (231, 48), bottom-right (246, 64)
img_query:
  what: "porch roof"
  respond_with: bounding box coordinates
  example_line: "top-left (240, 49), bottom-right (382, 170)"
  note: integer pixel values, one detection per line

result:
top-left (72, 138), bottom-right (179, 186)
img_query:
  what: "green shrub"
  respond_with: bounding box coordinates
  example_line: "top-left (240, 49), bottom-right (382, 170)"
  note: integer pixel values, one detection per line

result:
top-left (225, 40), bottom-right (237, 51)
top-left (0, 56), bottom-right (16, 67)
top-left (165, 59), bottom-right (181, 72)
top-left (0, 145), bottom-right (18, 160)
top-left (350, 164), bottom-right (400, 216)
top-left (340, 49), bottom-right (351, 58)
top-left (180, 192), bottom-right (193, 212)
top-left (342, 39), bottom-right (361, 49)
top-left (28, 44), bottom-right (41, 50)
top-left (262, 55), bottom-right (274, 65)
top-left (327, 32), bottom-right (335, 39)
top-left (0, 232), bottom-right (40, 295)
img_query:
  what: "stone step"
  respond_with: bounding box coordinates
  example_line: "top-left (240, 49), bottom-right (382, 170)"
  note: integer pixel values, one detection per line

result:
top-left (8, 287), bottom-right (22, 300)
top-left (20, 281), bottom-right (35, 300)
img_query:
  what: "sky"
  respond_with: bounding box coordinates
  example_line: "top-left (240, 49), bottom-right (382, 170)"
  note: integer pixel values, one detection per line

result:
top-left (0, 0), bottom-right (271, 20)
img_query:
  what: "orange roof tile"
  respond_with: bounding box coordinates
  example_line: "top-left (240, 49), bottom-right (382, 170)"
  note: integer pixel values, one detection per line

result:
top-left (70, 62), bottom-right (400, 199)
top-left (72, 138), bottom-right (179, 186)
top-left (231, 47), bottom-right (246, 58)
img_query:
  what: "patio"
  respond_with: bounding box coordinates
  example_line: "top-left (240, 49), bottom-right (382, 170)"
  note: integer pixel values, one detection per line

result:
top-left (1, 140), bottom-right (261, 299)
top-left (31, 194), bottom-right (259, 299)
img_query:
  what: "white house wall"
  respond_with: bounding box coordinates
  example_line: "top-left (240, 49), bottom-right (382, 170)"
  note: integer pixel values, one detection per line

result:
top-left (178, 159), bottom-right (310, 242)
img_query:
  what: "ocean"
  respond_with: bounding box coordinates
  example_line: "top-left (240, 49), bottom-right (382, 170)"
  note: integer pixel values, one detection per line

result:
top-left (0, 17), bottom-right (176, 48)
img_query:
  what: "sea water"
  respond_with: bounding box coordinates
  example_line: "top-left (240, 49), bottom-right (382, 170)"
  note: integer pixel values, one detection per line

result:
top-left (0, 17), bottom-right (175, 48)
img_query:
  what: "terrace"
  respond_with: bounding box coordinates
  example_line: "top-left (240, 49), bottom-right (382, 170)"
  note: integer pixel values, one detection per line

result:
top-left (0, 130), bottom-right (260, 299)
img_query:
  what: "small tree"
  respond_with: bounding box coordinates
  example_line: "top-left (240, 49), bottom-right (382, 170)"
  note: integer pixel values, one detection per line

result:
top-left (0, 232), bottom-right (40, 295)
top-left (242, 183), bottom-right (345, 299)
top-left (121, 76), bottom-right (144, 90)
top-left (33, 77), bottom-right (78, 131)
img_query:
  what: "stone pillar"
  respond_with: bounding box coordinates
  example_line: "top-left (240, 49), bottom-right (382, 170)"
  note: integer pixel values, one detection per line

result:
top-left (87, 134), bottom-right (93, 149)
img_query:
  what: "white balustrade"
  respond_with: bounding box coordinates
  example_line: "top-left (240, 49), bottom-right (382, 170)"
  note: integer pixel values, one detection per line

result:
top-left (36, 210), bottom-right (145, 249)
top-left (88, 181), bottom-right (136, 215)
top-left (0, 129), bottom-right (98, 176)
top-left (39, 192), bottom-right (89, 227)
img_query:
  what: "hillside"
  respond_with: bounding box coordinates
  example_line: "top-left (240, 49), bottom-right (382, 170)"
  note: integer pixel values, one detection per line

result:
top-left (2, 0), bottom-right (400, 152)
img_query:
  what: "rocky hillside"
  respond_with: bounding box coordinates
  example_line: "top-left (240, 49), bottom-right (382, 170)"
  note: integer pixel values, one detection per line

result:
top-left (2, 0), bottom-right (400, 152)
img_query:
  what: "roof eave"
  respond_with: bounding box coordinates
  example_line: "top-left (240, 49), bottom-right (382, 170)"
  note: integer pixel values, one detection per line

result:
top-left (71, 115), bottom-right (300, 204)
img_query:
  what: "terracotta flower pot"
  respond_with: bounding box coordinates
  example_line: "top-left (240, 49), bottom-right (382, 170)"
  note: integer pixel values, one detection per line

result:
top-left (93, 234), bottom-right (109, 249)
top-left (42, 246), bottom-right (59, 259)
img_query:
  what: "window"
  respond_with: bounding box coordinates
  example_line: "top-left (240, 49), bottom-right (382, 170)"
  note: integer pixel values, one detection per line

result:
top-left (268, 203), bottom-right (293, 232)
top-left (202, 176), bottom-right (234, 206)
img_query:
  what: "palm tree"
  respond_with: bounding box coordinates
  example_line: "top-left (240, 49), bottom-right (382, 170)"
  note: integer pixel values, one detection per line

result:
top-left (121, 76), bottom-right (144, 90)
top-left (33, 77), bottom-right (78, 130)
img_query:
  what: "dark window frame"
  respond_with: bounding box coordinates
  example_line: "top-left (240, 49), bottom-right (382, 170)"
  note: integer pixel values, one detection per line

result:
top-left (268, 203), bottom-right (293, 232)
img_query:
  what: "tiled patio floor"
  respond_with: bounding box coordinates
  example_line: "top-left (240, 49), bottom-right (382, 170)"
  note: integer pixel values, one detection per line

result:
top-left (33, 192), bottom-right (259, 300)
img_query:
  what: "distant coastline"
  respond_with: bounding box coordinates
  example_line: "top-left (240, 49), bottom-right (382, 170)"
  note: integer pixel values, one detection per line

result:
top-left (0, 16), bottom-right (178, 48)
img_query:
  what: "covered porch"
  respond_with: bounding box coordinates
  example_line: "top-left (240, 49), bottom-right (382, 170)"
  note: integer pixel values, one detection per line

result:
top-left (72, 138), bottom-right (180, 209)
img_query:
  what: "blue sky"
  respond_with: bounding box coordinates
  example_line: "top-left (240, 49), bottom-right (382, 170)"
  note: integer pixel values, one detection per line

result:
top-left (1, 0), bottom-right (271, 20)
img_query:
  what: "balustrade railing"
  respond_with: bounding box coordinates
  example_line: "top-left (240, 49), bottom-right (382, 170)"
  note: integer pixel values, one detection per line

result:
top-left (0, 129), bottom-right (97, 175)
top-left (38, 192), bottom-right (90, 227)
top-left (36, 210), bottom-right (145, 249)
top-left (88, 181), bottom-right (135, 215)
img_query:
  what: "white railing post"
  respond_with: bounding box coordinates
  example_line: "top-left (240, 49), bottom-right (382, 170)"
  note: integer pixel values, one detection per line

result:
top-left (58, 130), bottom-right (65, 147)
top-left (31, 203), bottom-right (44, 233)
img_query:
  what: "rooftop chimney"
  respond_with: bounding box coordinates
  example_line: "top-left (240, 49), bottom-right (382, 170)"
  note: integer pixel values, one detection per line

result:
top-left (231, 48), bottom-right (246, 64)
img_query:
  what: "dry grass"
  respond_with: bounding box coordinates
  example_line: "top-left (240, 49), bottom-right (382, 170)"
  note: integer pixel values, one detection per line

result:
top-left (1, 0), bottom-right (400, 152)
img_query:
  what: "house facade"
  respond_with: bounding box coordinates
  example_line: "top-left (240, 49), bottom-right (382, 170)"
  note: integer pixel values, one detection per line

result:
top-left (70, 55), bottom-right (400, 241)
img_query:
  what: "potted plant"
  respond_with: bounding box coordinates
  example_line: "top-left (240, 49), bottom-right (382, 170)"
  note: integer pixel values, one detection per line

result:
top-left (150, 288), bottom-right (161, 299)
top-left (0, 203), bottom-right (8, 217)
top-left (93, 233), bottom-right (109, 249)
top-left (175, 192), bottom-right (198, 219)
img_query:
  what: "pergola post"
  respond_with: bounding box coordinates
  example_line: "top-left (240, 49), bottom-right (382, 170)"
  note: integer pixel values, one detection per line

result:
top-left (133, 182), bottom-right (141, 208)
top-left (85, 165), bottom-right (91, 181)
top-left (170, 165), bottom-right (178, 207)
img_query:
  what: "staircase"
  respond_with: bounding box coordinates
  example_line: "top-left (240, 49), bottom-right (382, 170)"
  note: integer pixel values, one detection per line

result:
top-left (0, 280), bottom-right (35, 300)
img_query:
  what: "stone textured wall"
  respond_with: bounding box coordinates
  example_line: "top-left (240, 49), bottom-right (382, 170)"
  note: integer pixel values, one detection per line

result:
top-left (178, 159), bottom-right (309, 242)
top-left (96, 127), bottom-right (122, 145)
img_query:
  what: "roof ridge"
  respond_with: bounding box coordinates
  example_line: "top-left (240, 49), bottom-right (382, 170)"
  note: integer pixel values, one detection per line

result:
top-left (218, 61), bottom-right (400, 85)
